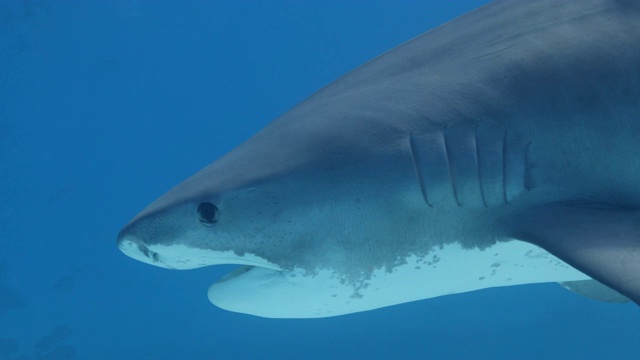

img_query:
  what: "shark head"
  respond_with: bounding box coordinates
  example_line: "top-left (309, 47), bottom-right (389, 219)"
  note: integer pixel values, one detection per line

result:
top-left (117, 115), bottom-right (433, 318)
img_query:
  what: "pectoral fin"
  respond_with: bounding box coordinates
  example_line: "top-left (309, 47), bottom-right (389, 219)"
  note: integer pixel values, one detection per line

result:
top-left (560, 280), bottom-right (630, 303)
top-left (508, 202), bottom-right (640, 304)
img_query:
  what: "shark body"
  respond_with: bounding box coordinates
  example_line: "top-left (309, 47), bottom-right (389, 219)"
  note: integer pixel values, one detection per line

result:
top-left (118, 0), bottom-right (640, 317)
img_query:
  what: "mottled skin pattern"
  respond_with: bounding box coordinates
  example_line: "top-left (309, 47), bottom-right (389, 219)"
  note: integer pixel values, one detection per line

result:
top-left (119, 0), bottom-right (640, 309)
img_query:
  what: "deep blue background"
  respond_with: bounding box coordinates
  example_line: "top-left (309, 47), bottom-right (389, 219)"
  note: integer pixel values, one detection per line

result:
top-left (1, 1), bottom-right (638, 359)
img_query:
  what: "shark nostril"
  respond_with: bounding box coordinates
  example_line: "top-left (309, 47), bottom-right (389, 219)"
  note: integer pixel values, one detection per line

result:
top-left (117, 232), bottom-right (165, 265)
top-left (135, 243), bottom-right (160, 262)
top-left (136, 243), bottom-right (151, 258)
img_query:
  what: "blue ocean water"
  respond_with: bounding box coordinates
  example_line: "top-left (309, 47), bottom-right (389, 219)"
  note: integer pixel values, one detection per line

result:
top-left (1, 1), bottom-right (639, 359)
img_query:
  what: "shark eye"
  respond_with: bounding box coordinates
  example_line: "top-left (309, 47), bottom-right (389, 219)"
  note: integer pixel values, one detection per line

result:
top-left (197, 202), bottom-right (219, 226)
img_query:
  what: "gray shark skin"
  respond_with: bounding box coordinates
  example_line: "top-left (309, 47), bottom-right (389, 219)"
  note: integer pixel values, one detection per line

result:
top-left (118, 0), bottom-right (640, 318)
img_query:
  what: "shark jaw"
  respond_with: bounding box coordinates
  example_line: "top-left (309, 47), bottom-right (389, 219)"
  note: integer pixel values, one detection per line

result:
top-left (117, 238), bottom-right (282, 271)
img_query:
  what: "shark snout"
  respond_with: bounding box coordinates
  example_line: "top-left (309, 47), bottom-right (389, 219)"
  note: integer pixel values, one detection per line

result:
top-left (117, 230), bottom-right (160, 265)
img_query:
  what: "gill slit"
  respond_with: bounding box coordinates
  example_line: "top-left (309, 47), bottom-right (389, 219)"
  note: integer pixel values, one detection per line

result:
top-left (409, 133), bottom-right (432, 207)
top-left (524, 141), bottom-right (533, 191)
top-left (443, 126), bottom-right (462, 207)
top-left (475, 125), bottom-right (488, 208)
top-left (502, 129), bottom-right (509, 204)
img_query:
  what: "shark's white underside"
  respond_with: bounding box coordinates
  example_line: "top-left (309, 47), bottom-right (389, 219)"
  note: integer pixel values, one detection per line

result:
top-left (122, 239), bottom-right (589, 318)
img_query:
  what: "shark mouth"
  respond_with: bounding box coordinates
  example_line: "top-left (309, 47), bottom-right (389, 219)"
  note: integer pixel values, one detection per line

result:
top-left (217, 265), bottom-right (254, 282)
top-left (117, 237), bottom-right (283, 274)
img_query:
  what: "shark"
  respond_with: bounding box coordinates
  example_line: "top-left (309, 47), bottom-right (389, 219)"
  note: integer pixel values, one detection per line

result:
top-left (118, 0), bottom-right (640, 318)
